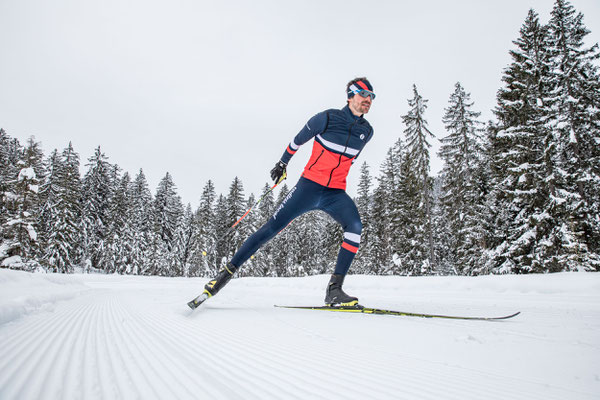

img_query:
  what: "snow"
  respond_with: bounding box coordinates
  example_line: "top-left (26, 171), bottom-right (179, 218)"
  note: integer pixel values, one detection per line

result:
top-left (1, 256), bottom-right (23, 268)
top-left (17, 167), bottom-right (35, 181)
top-left (26, 224), bottom-right (37, 241)
top-left (1, 270), bottom-right (599, 400)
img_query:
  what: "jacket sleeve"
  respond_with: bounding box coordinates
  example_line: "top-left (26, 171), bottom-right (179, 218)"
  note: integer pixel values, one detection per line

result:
top-left (280, 111), bottom-right (328, 165)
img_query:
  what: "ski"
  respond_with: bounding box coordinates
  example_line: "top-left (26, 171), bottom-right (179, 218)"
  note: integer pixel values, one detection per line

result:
top-left (187, 293), bottom-right (209, 310)
top-left (274, 304), bottom-right (520, 321)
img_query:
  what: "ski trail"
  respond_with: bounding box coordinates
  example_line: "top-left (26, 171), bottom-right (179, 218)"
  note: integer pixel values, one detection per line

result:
top-left (248, 303), bottom-right (583, 400)
top-left (0, 291), bottom-right (94, 399)
top-left (1, 273), bottom-right (598, 400)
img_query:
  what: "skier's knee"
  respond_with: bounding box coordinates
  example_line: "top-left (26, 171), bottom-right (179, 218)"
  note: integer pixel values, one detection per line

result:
top-left (346, 220), bottom-right (362, 236)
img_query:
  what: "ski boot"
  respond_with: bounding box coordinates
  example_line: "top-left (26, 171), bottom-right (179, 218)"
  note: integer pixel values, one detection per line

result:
top-left (204, 262), bottom-right (238, 297)
top-left (188, 263), bottom-right (238, 309)
top-left (324, 274), bottom-right (359, 307)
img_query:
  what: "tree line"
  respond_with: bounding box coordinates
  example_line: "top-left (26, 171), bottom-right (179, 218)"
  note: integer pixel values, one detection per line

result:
top-left (1, 0), bottom-right (598, 276)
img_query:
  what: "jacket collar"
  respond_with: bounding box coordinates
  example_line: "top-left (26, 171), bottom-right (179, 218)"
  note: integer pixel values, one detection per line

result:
top-left (342, 104), bottom-right (362, 120)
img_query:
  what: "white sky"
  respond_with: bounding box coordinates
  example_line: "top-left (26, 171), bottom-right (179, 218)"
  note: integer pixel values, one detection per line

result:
top-left (1, 0), bottom-right (599, 205)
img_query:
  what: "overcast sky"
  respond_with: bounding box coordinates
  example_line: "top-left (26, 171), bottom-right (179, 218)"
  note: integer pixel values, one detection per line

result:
top-left (1, 0), bottom-right (599, 205)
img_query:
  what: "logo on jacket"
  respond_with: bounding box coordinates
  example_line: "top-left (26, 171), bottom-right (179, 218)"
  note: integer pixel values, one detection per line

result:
top-left (360, 134), bottom-right (365, 140)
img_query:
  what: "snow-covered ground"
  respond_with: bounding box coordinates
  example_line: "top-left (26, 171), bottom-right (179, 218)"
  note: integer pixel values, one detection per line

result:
top-left (0, 270), bottom-right (599, 400)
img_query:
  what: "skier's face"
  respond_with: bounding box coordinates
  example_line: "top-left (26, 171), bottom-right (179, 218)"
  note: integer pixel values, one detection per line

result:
top-left (348, 91), bottom-right (372, 116)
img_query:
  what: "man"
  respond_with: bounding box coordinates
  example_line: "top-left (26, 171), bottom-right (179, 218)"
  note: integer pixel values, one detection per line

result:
top-left (201, 77), bottom-right (375, 307)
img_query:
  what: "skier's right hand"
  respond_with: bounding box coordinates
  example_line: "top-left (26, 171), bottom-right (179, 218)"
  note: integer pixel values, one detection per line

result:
top-left (270, 161), bottom-right (287, 184)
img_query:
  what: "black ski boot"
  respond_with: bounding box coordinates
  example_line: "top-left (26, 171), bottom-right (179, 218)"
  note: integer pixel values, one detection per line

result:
top-left (324, 274), bottom-right (359, 307)
top-left (204, 262), bottom-right (238, 298)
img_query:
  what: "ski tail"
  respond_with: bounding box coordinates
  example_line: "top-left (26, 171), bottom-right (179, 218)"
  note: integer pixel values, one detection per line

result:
top-left (187, 292), bottom-right (210, 310)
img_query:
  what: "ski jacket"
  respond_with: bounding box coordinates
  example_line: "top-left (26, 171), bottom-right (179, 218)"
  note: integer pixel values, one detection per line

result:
top-left (280, 105), bottom-right (373, 190)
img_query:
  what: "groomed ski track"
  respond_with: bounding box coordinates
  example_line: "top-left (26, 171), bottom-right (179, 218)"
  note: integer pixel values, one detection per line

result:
top-left (1, 271), bottom-right (599, 400)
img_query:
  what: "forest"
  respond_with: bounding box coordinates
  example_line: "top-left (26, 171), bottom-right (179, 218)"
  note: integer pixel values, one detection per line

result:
top-left (1, 0), bottom-right (599, 277)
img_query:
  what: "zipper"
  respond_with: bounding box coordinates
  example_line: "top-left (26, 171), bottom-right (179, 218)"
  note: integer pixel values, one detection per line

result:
top-left (326, 120), bottom-right (357, 187)
top-left (308, 150), bottom-right (324, 170)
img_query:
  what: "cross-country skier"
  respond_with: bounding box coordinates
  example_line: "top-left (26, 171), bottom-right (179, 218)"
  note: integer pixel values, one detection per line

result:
top-left (201, 77), bottom-right (375, 307)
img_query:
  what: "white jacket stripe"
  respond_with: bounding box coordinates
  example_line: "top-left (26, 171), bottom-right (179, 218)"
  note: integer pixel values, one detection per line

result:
top-left (316, 134), bottom-right (360, 156)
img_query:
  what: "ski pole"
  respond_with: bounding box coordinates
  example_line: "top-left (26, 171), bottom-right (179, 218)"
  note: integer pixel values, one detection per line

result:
top-left (202, 171), bottom-right (287, 257)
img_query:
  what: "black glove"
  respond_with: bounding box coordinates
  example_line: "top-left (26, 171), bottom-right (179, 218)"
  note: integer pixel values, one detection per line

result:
top-left (270, 161), bottom-right (287, 183)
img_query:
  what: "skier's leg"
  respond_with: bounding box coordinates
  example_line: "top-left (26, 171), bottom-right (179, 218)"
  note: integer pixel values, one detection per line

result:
top-left (230, 177), bottom-right (320, 268)
top-left (321, 190), bottom-right (363, 275)
top-left (320, 190), bottom-right (362, 306)
top-left (204, 180), bottom-right (318, 298)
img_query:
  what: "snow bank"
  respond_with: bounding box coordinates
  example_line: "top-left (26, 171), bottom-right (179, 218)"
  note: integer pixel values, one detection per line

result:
top-left (0, 269), bottom-right (89, 326)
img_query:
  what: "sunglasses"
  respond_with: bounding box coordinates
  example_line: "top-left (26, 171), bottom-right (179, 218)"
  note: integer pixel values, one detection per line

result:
top-left (354, 89), bottom-right (376, 100)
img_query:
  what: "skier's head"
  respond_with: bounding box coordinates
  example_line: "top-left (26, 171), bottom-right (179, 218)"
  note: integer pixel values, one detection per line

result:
top-left (346, 77), bottom-right (374, 116)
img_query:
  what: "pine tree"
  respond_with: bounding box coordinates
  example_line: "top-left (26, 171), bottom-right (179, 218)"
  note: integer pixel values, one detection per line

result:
top-left (38, 149), bottom-right (62, 261)
top-left (250, 183), bottom-right (276, 277)
top-left (130, 169), bottom-right (154, 275)
top-left (271, 184), bottom-right (292, 276)
top-left (439, 82), bottom-right (485, 274)
top-left (224, 177), bottom-right (246, 261)
top-left (191, 180), bottom-right (217, 276)
top-left (177, 204), bottom-right (195, 277)
top-left (400, 85), bottom-right (436, 274)
top-left (81, 147), bottom-right (113, 271)
top-left (0, 129), bottom-right (11, 235)
top-left (431, 175), bottom-right (455, 275)
top-left (0, 134), bottom-right (23, 263)
top-left (36, 142), bottom-right (82, 272)
top-left (213, 194), bottom-right (229, 269)
top-left (152, 172), bottom-right (184, 275)
top-left (353, 162), bottom-right (374, 274)
top-left (486, 3), bottom-right (600, 273)
top-left (2, 137), bottom-right (44, 266)
top-left (486, 9), bottom-right (554, 274)
top-left (108, 172), bottom-right (135, 274)
top-left (544, 0), bottom-right (600, 270)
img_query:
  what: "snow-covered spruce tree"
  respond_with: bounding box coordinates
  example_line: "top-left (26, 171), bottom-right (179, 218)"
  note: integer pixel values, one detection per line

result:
top-left (81, 147), bottom-right (113, 272)
top-left (0, 133), bottom-right (22, 262)
top-left (320, 213), bottom-right (343, 276)
top-left (213, 194), bottom-right (229, 269)
top-left (107, 171), bottom-right (135, 274)
top-left (250, 183), bottom-right (276, 277)
top-left (431, 175), bottom-right (455, 275)
top-left (129, 169), bottom-right (154, 275)
top-left (151, 172), bottom-right (184, 276)
top-left (187, 180), bottom-right (216, 277)
top-left (2, 137), bottom-right (44, 267)
top-left (438, 82), bottom-right (485, 275)
top-left (353, 162), bottom-right (375, 274)
top-left (271, 184), bottom-right (293, 276)
top-left (370, 180), bottom-right (392, 274)
top-left (38, 149), bottom-right (62, 266)
top-left (287, 209), bottom-right (322, 277)
top-left (400, 85), bottom-right (436, 275)
top-left (177, 203), bottom-right (195, 277)
top-left (40, 143), bottom-right (82, 272)
top-left (237, 193), bottom-right (259, 277)
top-left (544, 0), bottom-right (600, 270)
top-left (223, 177), bottom-right (246, 264)
top-left (0, 129), bottom-right (17, 226)
top-left (486, 9), bottom-right (555, 274)
top-left (373, 140), bottom-right (409, 274)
